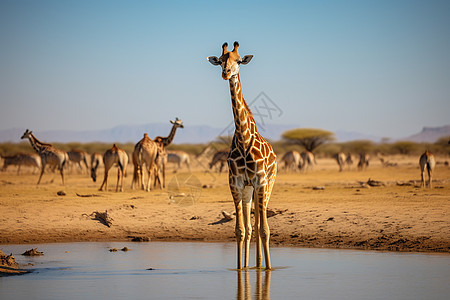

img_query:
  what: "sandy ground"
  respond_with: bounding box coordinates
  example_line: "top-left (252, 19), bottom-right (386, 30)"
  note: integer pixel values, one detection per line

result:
top-left (0, 155), bottom-right (449, 256)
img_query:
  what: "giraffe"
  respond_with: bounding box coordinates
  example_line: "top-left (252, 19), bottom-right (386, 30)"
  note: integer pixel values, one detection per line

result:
top-left (153, 118), bottom-right (184, 188)
top-left (21, 129), bottom-right (68, 185)
top-left (99, 144), bottom-right (128, 192)
top-left (419, 150), bottom-right (436, 188)
top-left (207, 42), bottom-right (277, 270)
top-left (131, 133), bottom-right (158, 191)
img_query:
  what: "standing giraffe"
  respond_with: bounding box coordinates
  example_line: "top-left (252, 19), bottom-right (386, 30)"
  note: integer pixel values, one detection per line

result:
top-left (131, 133), bottom-right (158, 191)
top-left (99, 144), bottom-right (128, 192)
top-left (153, 118), bottom-right (184, 188)
top-left (208, 42), bottom-right (277, 270)
top-left (21, 129), bottom-right (68, 185)
top-left (419, 150), bottom-right (436, 188)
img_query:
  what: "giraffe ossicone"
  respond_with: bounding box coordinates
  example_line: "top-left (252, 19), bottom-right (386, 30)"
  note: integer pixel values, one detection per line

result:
top-left (207, 42), bottom-right (277, 270)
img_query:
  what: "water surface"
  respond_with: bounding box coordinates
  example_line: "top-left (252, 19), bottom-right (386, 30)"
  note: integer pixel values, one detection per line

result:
top-left (1, 242), bottom-right (449, 299)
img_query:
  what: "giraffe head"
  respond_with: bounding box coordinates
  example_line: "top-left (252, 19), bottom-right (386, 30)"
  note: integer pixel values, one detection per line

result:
top-left (207, 41), bottom-right (253, 80)
top-left (170, 117), bottom-right (184, 129)
top-left (21, 129), bottom-right (32, 139)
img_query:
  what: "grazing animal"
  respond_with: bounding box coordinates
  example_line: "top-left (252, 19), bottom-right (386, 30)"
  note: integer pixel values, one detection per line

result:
top-left (1, 153), bottom-right (41, 174)
top-left (300, 151), bottom-right (315, 172)
top-left (345, 153), bottom-right (354, 169)
top-left (90, 152), bottom-right (103, 182)
top-left (280, 150), bottom-right (302, 172)
top-left (167, 150), bottom-right (191, 172)
top-left (208, 42), bottom-right (277, 270)
top-left (334, 152), bottom-right (346, 172)
top-left (419, 150), bottom-right (436, 188)
top-left (153, 118), bottom-right (184, 188)
top-left (357, 153), bottom-right (370, 170)
top-left (209, 149), bottom-right (229, 173)
top-left (21, 129), bottom-right (68, 185)
top-left (131, 133), bottom-right (158, 191)
top-left (67, 149), bottom-right (89, 174)
top-left (99, 144), bottom-right (128, 192)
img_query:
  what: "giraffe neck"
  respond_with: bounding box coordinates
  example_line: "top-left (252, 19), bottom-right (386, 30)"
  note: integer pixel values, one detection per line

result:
top-left (161, 124), bottom-right (179, 147)
top-left (28, 133), bottom-right (46, 153)
top-left (229, 74), bottom-right (257, 148)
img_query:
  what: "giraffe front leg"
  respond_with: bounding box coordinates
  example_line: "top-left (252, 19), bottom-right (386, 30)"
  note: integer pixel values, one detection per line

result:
top-left (99, 170), bottom-right (108, 191)
top-left (242, 186), bottom-right (253, 268)
top-left (234, 198), bottom-right (245, 269)
top-left (37, 166), bottom-right (45, 185)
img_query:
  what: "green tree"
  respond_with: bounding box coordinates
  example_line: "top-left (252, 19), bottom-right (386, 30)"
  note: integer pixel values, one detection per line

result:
top-left (282, 128), bottom-right (335, 152)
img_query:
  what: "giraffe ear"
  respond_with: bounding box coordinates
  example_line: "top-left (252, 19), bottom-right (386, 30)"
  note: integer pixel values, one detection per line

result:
top-left (239, 55), bottom-right (253, 65)
top-left (207, 56), bottom-right (221, 66)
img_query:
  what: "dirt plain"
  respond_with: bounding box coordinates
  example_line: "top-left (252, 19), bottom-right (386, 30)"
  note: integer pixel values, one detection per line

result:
top-left (0, 154), bottom-right (449, 255)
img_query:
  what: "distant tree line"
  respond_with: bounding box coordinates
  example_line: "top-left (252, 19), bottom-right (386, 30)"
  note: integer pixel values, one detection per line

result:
top-left (1, 130), bottom-right (448, 158)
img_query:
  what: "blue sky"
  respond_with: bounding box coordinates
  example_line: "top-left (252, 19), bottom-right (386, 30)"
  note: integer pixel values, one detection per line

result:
top-left (1, 0), bottom-right (449, 140)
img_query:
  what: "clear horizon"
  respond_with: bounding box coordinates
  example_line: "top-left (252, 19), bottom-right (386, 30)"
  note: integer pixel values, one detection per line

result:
top-left (1, 0), bottom-right (449, 140)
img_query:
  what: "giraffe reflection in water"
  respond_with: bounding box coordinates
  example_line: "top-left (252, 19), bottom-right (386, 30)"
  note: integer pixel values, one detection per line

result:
top-left (237, 269), bottom-right (271, 300)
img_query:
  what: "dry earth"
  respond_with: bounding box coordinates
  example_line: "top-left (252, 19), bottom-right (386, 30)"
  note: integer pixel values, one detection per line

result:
top-left (0, 155), bottom-right (449, 255)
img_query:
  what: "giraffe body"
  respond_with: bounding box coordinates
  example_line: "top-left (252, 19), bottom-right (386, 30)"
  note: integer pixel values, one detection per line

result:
top-left (21, 129), bottom-right (68, 185)
top-left (208, 42), bottom-right (277, 270)
top-left (131, 133), bottom-right (158, 191)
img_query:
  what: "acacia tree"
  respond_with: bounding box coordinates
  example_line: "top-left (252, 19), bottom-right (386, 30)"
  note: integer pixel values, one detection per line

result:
top-left (282, 128), bottom-right (335, 152)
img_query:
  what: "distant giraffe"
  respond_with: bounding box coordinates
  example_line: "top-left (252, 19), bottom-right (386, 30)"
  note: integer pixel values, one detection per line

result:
top-left (21, 129), bottom-right (68, 185)
top-left (209, 149), bottom-right (229, 173)
top-left (208, 42), bottom-right (277, 270)
top-left (419, 150), bottom-right (436, 188)
top-left (131, 133), bottom-right (158, 191)
top-left (153, 118), bottom-right (184, 188)
top-left (90, 152), bottom-right (103, 182)
top-left (67, 149), bottom-right (89, 174)
top-left (99, 144), bottom-right (128, 192)
top-left (334, 152), bottom-right (346, 172)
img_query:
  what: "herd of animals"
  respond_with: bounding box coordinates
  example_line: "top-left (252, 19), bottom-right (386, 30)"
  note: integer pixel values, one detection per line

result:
top-left (0, 128), bottom-right (438, 190)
